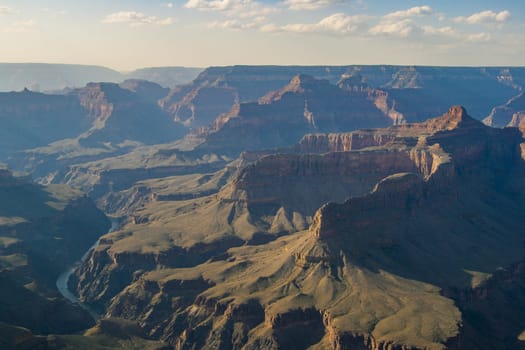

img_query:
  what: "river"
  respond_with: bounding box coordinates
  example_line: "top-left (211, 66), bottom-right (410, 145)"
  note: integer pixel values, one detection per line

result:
top-left (56, 218), bottom-right (119, 320)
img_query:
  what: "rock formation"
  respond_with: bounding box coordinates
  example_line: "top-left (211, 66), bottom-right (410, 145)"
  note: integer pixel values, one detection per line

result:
top-left (3, 66), bottom-right (525, 350)
top-left (69, 106), bottom-right (525, 349)
top-left (484, 92), bottom-right (525, 128)
top-left (199, 74), bottom-right (392, 155)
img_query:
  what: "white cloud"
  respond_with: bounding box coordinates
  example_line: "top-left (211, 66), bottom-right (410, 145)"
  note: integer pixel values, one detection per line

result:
top-left (263, 13), bottom-right (368, 35)
top-left (384, 5), bottom-right (433, 19)
top-left (454, 10), bottom-right (510, 25)
top-left (368, 6), bottom-right (433, 38)
top-left (208, 19), bottom-right (260, 30)
top-left (103, 11), bottom-right (175, 26)
top-left (422, 25), bottom-right (457, 37)
top-left (0, 6), bottom-right (15, 15)
top-left (422, 25), bottom-right (494, 43)
top-left (184, 0), bottom-right (277, 18)
top-left (284, 0), bottom-right (338, 11)
top-left (260, 23), bottom-right (279, 32)
top-left (369, 19), bottom-right (413, 37)
top-left (5, 19), bottom-right (35, 32)
top-left (466, 32), bottom-right (491, 42)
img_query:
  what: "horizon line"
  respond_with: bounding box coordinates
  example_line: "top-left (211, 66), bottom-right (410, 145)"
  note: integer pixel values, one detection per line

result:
top-left (2, 62), bottom-right (525, 73)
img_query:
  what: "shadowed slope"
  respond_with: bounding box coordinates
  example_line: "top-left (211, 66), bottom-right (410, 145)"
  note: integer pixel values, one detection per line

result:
top-left (0, 169), bottom-right (110, 335)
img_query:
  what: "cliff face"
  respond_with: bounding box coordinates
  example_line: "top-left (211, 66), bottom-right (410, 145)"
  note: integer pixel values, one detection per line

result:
top-left (197, 67), bottom-right (521, 156)
top-left (75, 106), bottom-right (525, 349)
top-left (337, 75), bottom-right (408, 125)
top-left (4, 67), bottom-right (525, 349)
top-left (200, 74), bottom-right (392, 155)
top-left (189, 65), bottom-right (355, 102)
top-left (0, 89), bottom-right (93, 159)
top-left (70, 110), bottom-right (472, 320)
top-left (4, 66), bottom-right (522, 197)
top-left (119, 79), bottom-right (170, 104)
top-left (1, 66), bottom-right (522, 168)
top-left (230, 151), bottom-right (420, 215)
top-left (160, 84), bottom-right (239, 128)
top-left (484, 92), bottom-right (525, 128)
top-left (71, 82), bottom-right (186, 146)
top-left (0, 80), bottom-right (182, 161)
top-left (310, 106), bottom-right (523, 254)
top-left (165, 65), bottom-right (522, 135)
top-left (6, 82), bottom-right (189, 185)
top-left (386, 67), bottom-right (521, 121)
top-left (297, 131), bottom-right (397, 153)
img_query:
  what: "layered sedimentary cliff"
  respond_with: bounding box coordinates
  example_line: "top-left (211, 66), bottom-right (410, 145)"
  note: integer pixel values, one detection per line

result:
top-left (160, 83), bottom-right (239, 128)
top-left (200, 74), bottom-right (392, 154)
top-left (70, 106), bottom-right (525, 349)
top-left (229, 151), bottom-right (420, 215)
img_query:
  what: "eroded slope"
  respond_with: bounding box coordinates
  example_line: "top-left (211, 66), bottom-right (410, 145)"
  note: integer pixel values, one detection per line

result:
top-left (72, 106), bottom-right (525, 349)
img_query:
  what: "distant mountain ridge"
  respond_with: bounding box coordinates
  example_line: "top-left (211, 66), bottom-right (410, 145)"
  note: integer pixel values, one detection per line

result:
top-left (0, 63), bottom-right (203, 92)
top-left (161, 65), bottom-right (525, 130)
top-left (0, 81), bottom-right (186, 162)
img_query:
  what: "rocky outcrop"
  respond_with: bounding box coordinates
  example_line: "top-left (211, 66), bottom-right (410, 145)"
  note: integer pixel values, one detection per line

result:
top-left (297, 131), bottom-right (396, 153)
top-left (258, 74), bottom-right (327, 104)
top-left (309, 172), bottom-right (425, 241)
top-left (230, 151), bottom-right (420, 215)
top-left (5, 81), bottom-right (189, 185)
top-left (170, 66), bottom-right (524, 151)
top-left (509, 112), bottom-right (525, 128)
top-left (368, 89), bottom-right (407, 125)
top-left (383, 77), bottom-right (517, 123)
top-left (72, 234), bottom-right (244, 311)
top-left (71, 82), bottom-right (186, 146)
top-left (160, 84), bottom-right (238, 128)
top-left (92, 106), bottom-right (525, 349)
top-left (337, 74), bottom-right (408, 125)
top-left (75, 82), bottom-right (114, 121)
top-left (187, 65), bottom-right (356, 102)
top-left (119, 79), bottom-right (170, 104)
top-left (71, 121), bottom-right (453, 316)
top-left (1, 65), bottom-right (521, 166)
top-left (199, 74), bottom-right (392, 155)
top-left (308, 107), bottom-right (525, 287)
top-left (484, 92), bottom-right (525, 128)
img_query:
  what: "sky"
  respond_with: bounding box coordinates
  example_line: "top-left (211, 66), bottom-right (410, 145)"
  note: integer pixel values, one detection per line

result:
top-left (0, 0), bottom-right (524, 71)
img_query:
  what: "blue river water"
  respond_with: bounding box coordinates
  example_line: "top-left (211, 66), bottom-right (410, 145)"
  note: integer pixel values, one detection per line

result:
top-left (55, 218), bottom-right (119, 320)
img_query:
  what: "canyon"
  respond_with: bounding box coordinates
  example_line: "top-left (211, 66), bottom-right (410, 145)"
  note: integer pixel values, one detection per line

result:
top-left (1, 65), bottom-right (525, 349)
top-left (70, 106), bottom-right (525, 349)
